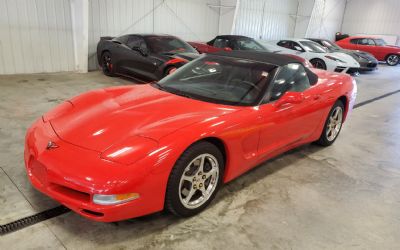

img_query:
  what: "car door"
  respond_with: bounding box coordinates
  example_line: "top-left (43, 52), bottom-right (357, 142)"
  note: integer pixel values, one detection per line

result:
top-left (345, 38), bottom-right (360, 50)
top-left (356, 38), bottom-right (377, 55)
top-left (257, 63), bottom-right (324, 160)
top-left (116, 35), bottom-right (157, 79)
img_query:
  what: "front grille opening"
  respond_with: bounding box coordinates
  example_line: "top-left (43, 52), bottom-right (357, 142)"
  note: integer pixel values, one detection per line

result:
top-left (50, 184), bottom-right (90, 202)
top-left (81, 209), bottom-right (104, 217)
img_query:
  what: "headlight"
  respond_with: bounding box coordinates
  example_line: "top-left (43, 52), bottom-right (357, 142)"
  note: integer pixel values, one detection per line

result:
top-left (325, 55), bottom-right (346, 63)
top-left (93, 193), bottom-right (139, 205)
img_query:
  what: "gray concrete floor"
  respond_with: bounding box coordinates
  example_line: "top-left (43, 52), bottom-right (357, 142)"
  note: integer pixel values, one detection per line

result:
top-left (0, 66), bottom-right (399, 249)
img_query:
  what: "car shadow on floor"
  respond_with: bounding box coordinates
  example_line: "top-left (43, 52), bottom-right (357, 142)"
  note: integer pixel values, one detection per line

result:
top-left (44, 143), bottom-right (327, 244)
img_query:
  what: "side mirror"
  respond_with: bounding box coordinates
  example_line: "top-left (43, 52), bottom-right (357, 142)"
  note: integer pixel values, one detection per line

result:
top-left (132, 47), bottom-right (148, 56)
top-left (274, 92), bottom-right (304, 108)
top-left (223, 47), bottom-right (232, 51)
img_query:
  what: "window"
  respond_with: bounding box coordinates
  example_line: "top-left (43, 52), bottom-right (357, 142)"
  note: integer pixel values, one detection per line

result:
top-left (127, 36), bottom-right (143, 49)
top-left (114, 35), bottom-right (129, 44)
top-left (156, 56), bottom-right (276, 106)
top-left (144, 36), bottom-right (196, 53)
top-left (213, 38), bottom-right (230, 48)
top-left (359, 38), bottom-right (375, 46)
top-left (268, 63), bottom-right (310, 102)
top-left (230, 38), bottom-right (266, 50)
top-left (374, 39), bottom-right (387, 46)
top-left (277, 40), bottom-right (292, 49)
top-left (350, 39), bottom-right (360, 44)
top-left (299, 41), bottom-right (326, 53)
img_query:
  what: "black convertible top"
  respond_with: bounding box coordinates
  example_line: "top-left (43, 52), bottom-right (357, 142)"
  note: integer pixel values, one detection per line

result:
top-left (212, 50), bottom-right (303, 66)
top-left (212, 50), bottom-right (319, 85)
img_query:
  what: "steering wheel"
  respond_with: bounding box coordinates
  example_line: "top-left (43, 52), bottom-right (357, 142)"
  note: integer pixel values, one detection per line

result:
top-left (231, 79), bottom-right (261, 91)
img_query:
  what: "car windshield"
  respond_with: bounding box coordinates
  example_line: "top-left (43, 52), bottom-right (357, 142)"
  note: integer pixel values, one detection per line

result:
top-left (145, 36), bottom-right (197, 54)
top-left (231, 38), bottom-right (267, 51)
top-left (154, 56), bottom-right (277, 106)
top-left (374, 39), bottom-right (387, 46)
top-left (300, 41), bottom-right (327, 53)
top-left (321, 40), bottom-right (342, 51)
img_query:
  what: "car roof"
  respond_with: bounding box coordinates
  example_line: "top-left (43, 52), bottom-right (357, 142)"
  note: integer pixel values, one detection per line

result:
top-left (280, 38), bottom-right (313, 43)
top-left (215, 35), bottom-right (252, 39)
top-left (346, 36), bottom-right (380, 40)
top-left (306, 38), bottom-right (329, 42)
top-left (212, 50), bottom-right (303, 66)
top-left (122, 34), bottom-right (177, 38)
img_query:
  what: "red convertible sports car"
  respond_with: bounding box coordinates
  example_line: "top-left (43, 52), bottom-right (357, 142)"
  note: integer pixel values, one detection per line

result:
top-left (336, 36), bottom-right (400, 66)
top-left (25, 51), bottom-right (356, 222)
top-left (189, 35), bottom-right (267, 54)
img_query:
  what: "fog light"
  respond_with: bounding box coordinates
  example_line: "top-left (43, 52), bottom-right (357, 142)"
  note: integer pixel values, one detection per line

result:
top-left (93, 193), bottom-right (139, 205)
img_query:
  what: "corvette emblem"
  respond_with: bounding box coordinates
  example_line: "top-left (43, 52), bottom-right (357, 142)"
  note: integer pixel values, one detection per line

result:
top-left (46, 141), bottom-right (59, 150)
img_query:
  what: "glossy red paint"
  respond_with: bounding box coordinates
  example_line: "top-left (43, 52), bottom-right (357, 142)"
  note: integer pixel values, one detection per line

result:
top-left (336, 36), bottom-right (400, 61)
top-left (25, 69), bottom-right (356, 222)
top-left (188, 41), bottom-right (226, 54)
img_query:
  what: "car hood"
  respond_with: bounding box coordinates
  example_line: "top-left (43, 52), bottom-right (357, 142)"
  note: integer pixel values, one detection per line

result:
top-left (158, 52), bottom-right (200, 62)
top-left (328, 51), bottom-right (360, 66)
top-left (336, 49), bottom-right (378, 62)
top-left (49, 85), bottom-right (238, 152)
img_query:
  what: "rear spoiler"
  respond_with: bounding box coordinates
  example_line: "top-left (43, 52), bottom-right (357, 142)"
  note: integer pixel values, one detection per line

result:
top-left (100, 36), bottom-right (115, 41)
top-left (335, 32), bottom-right (349, 41)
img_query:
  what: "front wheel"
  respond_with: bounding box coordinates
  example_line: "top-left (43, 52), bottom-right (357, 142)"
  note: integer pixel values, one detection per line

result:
top-left (310, 58), bottom-right (327, 70)
top-left (101, 51), bottom-right (115, 76)
top-left (315, 100), bottom-right (345, 146)
top-left (386, 54), bottom-right (399, 66)
top-left (165, 141), bottom-right (224, 217)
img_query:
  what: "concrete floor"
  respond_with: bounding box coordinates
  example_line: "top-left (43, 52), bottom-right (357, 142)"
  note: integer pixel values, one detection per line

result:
top-left (0, 66), bottom-right (399, 249)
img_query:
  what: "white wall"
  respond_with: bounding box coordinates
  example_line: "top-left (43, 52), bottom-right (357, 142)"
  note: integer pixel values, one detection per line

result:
top-left (232, 0), bottom-right (299, 40)
top-left (341, 0), bottom-right (400, 45)
top-left (306, 0), bottom-right (346, 40)
top-left (217, 0), bottom-right (237, 35)
top-left (88, 0), bottom-right (220, 70)
top-left (231, 0), bottom-right (346, 41)
top-left (0, 0), bottom-right (75, 74)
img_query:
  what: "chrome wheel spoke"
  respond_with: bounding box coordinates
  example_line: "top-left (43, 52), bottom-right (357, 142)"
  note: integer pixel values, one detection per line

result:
top-left (179, 153), bottom-right (219, 209)
top-left (326, 106), bottom-right (343, 141)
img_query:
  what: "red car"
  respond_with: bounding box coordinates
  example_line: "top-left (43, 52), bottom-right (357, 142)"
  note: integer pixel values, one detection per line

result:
top-left (189, 35), bottom-right (266, 53)
top-left (336, 36), bottom-right (400, 66)
top-left (25, 51), bottom-right (356, 222)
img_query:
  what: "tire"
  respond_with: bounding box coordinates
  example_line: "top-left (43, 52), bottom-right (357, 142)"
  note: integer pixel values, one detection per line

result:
top-left (310, 58), bottom-right (327, 70)
top-left (164, 66), bottom-right (177, 77)
top-left (101, 51), bottom-right (115, 76)
top-left (315, 100), bottom-right (345, 146)
top-left (385, 54), bottom-right (399, 66)
top-left (165, 141), bottom-right (224, 217)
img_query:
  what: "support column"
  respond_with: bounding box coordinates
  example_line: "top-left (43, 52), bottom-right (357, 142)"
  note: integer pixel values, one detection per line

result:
top-left (70, 0), bottom-right (89, 73)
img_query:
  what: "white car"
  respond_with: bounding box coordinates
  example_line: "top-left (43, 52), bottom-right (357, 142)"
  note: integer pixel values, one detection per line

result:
top-left (258, 38), bottom-right (361, 74)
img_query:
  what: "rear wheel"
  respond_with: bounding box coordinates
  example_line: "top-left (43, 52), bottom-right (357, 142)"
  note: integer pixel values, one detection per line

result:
top-left (310, 58), bottom-right (327, 70)
top-left (165, 141), bottom-right (224, 217)
top-left (386, 54), bottom-right (399, 66)
top-left (315, 100), bottom-right (345, 146)
top-left (164, 66), bottom-right (177, 77)
top-left (101, 51), bottom-right (115, 76)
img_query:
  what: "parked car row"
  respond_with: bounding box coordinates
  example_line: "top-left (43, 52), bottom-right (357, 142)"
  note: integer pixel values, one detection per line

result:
top-left (96, 33), bottom-right (400, 81)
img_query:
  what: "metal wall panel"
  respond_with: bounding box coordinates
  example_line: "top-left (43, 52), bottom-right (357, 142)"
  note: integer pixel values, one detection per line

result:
top-left (0, 0), bottom-right (75, 74)
top-left (306, 0), bottom-right (346, 40)
top-left (88, 0), bottom-right (220, 70)
top-left (232, 0), bottom-right (299, 40)
top-left (341, 0), bottom-right (400, 45)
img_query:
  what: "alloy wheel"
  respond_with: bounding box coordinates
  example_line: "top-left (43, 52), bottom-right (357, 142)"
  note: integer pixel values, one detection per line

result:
top-left (178, 153), bottom-right (219, 209)
top-left (387, 55), bottom-right (399, 66)
top-left (326, 106), bottom-right (343, 141)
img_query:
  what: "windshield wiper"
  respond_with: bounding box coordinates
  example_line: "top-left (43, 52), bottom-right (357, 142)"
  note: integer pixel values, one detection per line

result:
top-left (151, 82), bottom-right (194, 99)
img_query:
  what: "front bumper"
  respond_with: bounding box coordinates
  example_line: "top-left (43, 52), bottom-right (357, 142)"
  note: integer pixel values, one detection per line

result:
top-left (24, 119), bottom-right (162, 222)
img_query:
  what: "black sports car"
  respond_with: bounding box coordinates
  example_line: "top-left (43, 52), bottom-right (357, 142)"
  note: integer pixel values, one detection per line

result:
top-left (97, 34), bottom-right (199, 81)
top-left (308, 38), bottom-right (378, 72)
